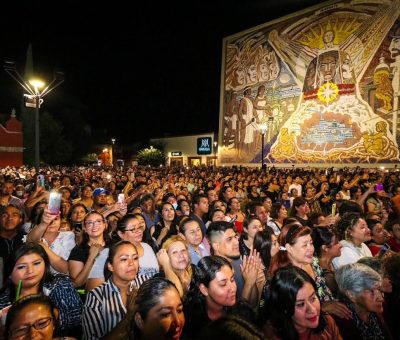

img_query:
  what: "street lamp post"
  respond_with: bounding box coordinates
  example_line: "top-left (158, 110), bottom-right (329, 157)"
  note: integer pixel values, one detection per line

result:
top-left (111, 138), bottom-right (116, 167)
top-left (213, 141), bottom-right (218, 166)
top-left (259, 123), bottom-right (267, 169)
top-left (4, 61), bottom-right (64, 173)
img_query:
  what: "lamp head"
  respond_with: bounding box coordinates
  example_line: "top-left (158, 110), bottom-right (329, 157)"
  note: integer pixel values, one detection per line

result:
top-left (29, 79), bottom-right (45, 93)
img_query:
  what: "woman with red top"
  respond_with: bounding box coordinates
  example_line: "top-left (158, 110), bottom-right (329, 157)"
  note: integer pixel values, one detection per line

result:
top-left (386, 220), bottom-right (400, 252)
top-left (366, 219), bottom-right (390, 256)
top-left (227, 197), bottom-right (246, 234)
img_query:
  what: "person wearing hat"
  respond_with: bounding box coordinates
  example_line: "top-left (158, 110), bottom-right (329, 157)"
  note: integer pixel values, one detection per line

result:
top-left (92, 187), bottom-right (110, 212)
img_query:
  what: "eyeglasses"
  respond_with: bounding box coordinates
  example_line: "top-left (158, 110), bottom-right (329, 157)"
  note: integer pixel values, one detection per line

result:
top-left (9, 317), bottom-right (53, 338)
top-left (366, 287), bottom-right (384, 299)
top-left (85, 219), bottom-right (104, 227)
top-left (125, 226), bottom-right (144, 233)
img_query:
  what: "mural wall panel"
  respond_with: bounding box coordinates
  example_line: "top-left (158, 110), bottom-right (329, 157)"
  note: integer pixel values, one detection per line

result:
top-left (219, 0), bottom-right (400, 165)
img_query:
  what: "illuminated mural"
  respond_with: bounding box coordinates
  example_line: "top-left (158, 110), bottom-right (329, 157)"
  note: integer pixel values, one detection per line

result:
top-left (219, 0), bottom-right (400, 164)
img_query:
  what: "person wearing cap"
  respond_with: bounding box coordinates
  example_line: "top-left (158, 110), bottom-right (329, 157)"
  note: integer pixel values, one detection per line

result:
top-left (92, 187), bottom-right (109, 212)
top-left (92, 187), bottom-right (128, 222)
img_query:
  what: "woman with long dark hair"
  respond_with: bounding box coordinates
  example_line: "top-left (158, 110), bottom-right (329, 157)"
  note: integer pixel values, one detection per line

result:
top-left (311, 226), bottom-right (342, 297)
top-left (0, 243), bottom-right (82, 337)
top-left (267, 203), bottom-right (288, 235)
top-left (150, 202), bottom-right (178, 247)
top-left (104, 277), bottom-right (185, 340)
top-left (116, 214), bottom-right (159, 285)
top-left (68, 211), bottom-right (112, 291)
top-left (183, 255), bottom-right (255, 339)
top-left (262, 266), bottom-right (342, 340)
top-left (239, 216), bottom-right (263, 257)
top-left (5, 294), bottom-right (71, 340)
top-left (82, 241), bottom-right (139, 339)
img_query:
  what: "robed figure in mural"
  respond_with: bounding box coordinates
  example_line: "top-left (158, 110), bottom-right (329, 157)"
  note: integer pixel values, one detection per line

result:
top-left (268, 0), bottom-right (400, 163)
top-left (267, 0), bottom-right (400, 163)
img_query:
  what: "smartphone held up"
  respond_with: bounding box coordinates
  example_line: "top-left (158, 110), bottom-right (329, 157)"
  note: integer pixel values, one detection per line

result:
top-left (48, 192), bottom-right (62, 215)
top-left (118, 193), bottom-right (125, 204)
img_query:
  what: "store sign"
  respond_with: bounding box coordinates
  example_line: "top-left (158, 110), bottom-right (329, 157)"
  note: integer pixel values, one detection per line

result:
top-left (171, 151), bottom-right (182, 156)
top-left (197, 137), bottom-right (212, 155)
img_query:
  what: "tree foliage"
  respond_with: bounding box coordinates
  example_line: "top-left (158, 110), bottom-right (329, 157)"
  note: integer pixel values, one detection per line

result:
top-left (39, 110), bottom-right (72, 164)
top-left (137, 146), bottom-right (165, 166)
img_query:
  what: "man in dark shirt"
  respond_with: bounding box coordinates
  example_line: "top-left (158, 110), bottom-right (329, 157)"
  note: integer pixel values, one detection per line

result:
top-left (0, 204), bottom-right (26, 275)
top-left (189, 194), bottom-right (209, 235)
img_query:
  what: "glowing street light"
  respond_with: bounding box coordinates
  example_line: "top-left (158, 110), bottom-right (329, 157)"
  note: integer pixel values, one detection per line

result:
top-left (4, 61), bottom-right (64, 173)
top-left (111, 138), bottom-right (116, 167)
top-left (213, 140), bottom-right (218, 166)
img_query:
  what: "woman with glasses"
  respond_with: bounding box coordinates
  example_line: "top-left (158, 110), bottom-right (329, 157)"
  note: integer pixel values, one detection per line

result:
top-left (0, 243), bottom-right (82, 338)
top-left (82, 241), bottom-right (139, 340)
top-left (5, 294), bottom-right (75, 340)
top-left (334, 263), bottom-right (394, 339)
top-left (116, 214), bottom-right (159, 285)
top-left (68, 211), bottom-right (112, 291)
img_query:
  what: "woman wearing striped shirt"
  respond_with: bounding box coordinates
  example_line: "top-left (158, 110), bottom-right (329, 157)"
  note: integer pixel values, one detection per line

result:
top-left (82, 240), bottom-right (139, 339)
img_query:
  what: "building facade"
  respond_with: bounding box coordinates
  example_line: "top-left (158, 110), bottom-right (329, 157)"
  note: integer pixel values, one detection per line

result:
top-left (151, 133), bottom-right (217, 167)
top-left (0, 109), bottom-right (23, 167)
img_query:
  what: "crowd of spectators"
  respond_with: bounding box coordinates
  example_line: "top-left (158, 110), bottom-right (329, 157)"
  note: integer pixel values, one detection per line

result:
top-left (0, 164), bottom-right (400, 339)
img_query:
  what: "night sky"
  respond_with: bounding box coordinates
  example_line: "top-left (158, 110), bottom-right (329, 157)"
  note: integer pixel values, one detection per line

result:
top-left (0, 0), bottom-right (323, 145)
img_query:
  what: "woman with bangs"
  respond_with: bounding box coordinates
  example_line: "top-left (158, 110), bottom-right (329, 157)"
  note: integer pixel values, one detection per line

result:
top-left (68, 211), bottom-right (112, 291)
top-left (270, 221), bottom-right (351, 320)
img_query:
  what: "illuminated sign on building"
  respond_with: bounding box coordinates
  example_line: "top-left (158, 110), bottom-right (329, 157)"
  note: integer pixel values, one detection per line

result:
top-left (197, 137), bottom-right (212, 155)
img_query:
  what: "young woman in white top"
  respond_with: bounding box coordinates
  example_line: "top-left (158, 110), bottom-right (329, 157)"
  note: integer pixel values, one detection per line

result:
top-left (27, 207), bottom-right (75, 274)
top-left (117, 214), bottom-right (159, 284)
top-left (332, 212), bottom-right (372, 269)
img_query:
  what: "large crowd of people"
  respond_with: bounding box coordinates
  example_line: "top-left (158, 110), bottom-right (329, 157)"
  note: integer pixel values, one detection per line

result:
top-left (0, 164), bottom-right (400, 339)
